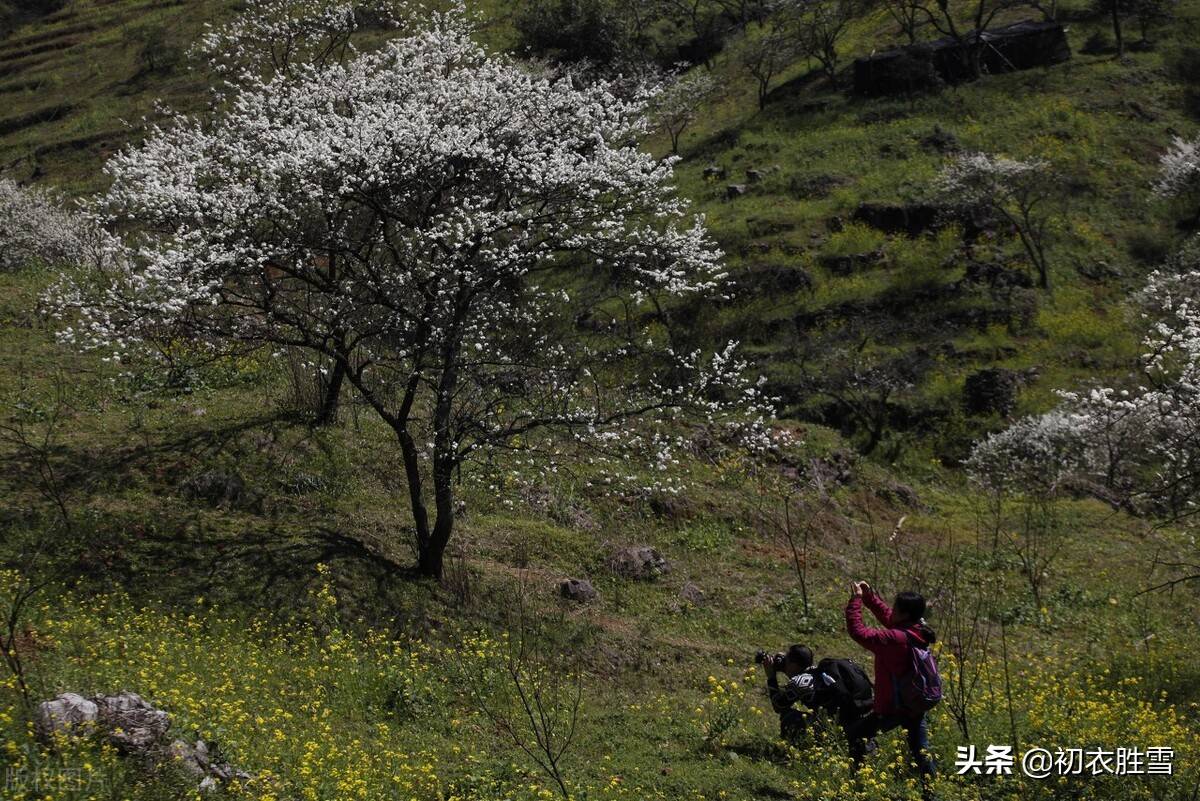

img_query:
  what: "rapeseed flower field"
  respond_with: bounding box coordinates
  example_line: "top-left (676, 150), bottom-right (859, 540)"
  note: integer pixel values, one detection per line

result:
top-left (3, 565), bottom-right (1198, 800)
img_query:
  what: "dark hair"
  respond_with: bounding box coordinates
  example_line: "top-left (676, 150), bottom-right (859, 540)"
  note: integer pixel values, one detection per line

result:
top-left (786, 644), bottom-right (813, 667)
top-left (895, 591), bottom-right (937, 644)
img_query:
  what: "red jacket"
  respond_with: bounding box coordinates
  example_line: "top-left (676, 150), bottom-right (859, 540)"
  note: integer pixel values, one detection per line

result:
top-left (845, 590), bottom-right (926, 715)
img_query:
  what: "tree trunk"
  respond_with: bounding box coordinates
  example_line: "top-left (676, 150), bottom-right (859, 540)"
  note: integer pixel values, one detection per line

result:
top-left (1111, 2), bottom-right (1125, 58)
top-left (398, 429), bottom-right (433, 571)
top-left (418, 316), bottom-right (465, 581)
top-left (417, 539), bottom-right (444, 579)
top-left (314, 356), bottom-right (346, 426)
top-left (421, 454), bottom-right (456, 580)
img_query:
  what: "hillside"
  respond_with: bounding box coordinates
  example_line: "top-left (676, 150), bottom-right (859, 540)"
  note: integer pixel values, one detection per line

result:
top-left (2, 1), bottom-right (1200, 800)
top-left (3, 0), bottom-right (1198, 466)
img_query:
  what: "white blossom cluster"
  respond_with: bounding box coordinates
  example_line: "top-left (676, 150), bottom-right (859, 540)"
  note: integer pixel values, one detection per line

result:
top-left (968, 237), bottom-right (1200, 512)
top-left (192, 0), bottom-right (399, 79)
top-left (965, 408), bottom-right (1100, 495)
top-left (644, 66), bottom-right (720, 151)
top-left (1152, 132), bottom-right (1200, 201)
top-left (0, 179), bottom-right (113, 273)
top-left (50, 6), bottom-right (769, 567)
top-left (1108, 242), bottom-right (1200, 505)
top-left (934, 151), bottom-right (1049, 206)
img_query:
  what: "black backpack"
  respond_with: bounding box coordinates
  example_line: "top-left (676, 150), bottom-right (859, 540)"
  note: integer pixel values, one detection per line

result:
top-left (816, 657), bottom-right (874, 714)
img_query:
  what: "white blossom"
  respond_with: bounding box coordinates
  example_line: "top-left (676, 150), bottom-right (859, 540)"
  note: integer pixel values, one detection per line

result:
top-left (0, 180), bottom-right (114, 273)
top-left (1152, 132), bottom-right (1200, 200)
top-left (51, 6), bottom-right (767, 577)
top-left (935, 151), bottom-right (1055, 289)
top-left (965, 409), bottom-right (1099, 494)
top-left (935, 151), bottom-right (1048, 205)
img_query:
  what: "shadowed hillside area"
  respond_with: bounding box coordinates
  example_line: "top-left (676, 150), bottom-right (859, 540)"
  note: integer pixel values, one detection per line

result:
top-left (2, 0), bottom-right (1200, 799)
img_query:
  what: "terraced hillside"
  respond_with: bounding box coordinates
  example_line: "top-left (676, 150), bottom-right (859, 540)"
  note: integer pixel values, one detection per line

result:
top-left (2, 2), bottom-right (1200, 800)
top-left (4, 0), bottom-right (1200, 470)
top-left (0, 0), bottom-right (228, 187)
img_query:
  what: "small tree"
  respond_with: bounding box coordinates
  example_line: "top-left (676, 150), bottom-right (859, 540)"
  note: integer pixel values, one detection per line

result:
top-left (1131, 0), bottom-right (1175, 45)
top-left (936, 533), bottom-right (999, 741)
top-left (54, 9), bottom-right (761, 580)
top-left (879, 0), bottom-right (927, 43)
top-left (790, 0), bottom-right (859, 86)
top-left (125, 22), bottom-right (182, 73)
top-left (936, 152), bottom-right (1057, 290)
top-left (0, 179), bottom-right (112, 273)
top-left (738, 26), bottom-right (796, 108)
top-left (647, 66), bottom-right (722, 151)
top-left (466, 581), bottom-right (584, 800)
top-left (803, 342), bottom-right (926, 457)
top-left (966, 411), bottom-right (1094, 606)
top-left (1153, 131), bottom-right (1200, 214)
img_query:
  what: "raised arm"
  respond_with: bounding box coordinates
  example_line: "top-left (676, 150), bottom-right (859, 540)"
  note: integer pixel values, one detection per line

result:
top-left (864, 587), bottom-right (893, 626)
top-left (846, 583), bottom-right (904, 652)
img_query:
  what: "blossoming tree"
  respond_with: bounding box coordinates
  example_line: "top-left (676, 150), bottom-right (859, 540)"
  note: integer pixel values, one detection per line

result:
top-left (936, 151), bottom-right (1056, 290)
top-left (53, 9), bottom-right (763, 579)
top-left (1153, 131), bottom-right (1200, 217)
top-left (0, 179), bottom-right (113, 273)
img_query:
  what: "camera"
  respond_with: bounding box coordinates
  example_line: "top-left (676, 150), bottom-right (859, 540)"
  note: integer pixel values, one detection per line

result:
top-left (755, 649), bottom-right (785, 668)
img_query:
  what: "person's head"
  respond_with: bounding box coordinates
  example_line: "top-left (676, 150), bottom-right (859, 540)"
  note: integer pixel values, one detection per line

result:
top-left (783, 644), bottom-right (813, 676)
top-left (893, 591), bottom-right (927, 624)
top-left (892, 591), bottom-right (938, 643)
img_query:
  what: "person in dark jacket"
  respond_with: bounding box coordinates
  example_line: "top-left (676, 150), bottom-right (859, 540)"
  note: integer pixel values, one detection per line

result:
top-left (760, 644), bottom-right (873, 743)
top-left (845, 581), bottom-right (937, 792)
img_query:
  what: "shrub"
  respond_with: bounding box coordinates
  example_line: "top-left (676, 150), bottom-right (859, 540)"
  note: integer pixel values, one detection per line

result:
top-left (1081, 30), bottom-right (1113, 55)
top-left (0, 180), bottom-right (110, 273)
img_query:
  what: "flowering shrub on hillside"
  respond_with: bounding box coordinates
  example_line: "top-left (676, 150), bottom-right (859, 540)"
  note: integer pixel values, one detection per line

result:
top-left (0, 180), bottom-right (112, 273)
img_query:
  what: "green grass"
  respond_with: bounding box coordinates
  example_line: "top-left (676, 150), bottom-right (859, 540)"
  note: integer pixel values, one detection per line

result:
top-left (6, 477), bottom-right (1200, 800)
top-left (3, 1), bottom-right (1200, 798)
top-left (3, 2), bottom-right (1196, 466)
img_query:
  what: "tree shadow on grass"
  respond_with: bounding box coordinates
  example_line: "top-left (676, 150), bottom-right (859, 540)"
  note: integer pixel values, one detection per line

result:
top-left (0, 410), bottom-right (433, 631)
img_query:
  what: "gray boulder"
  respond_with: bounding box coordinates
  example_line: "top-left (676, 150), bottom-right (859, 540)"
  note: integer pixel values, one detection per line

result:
top-left (35, 693), bottom-right (98, 742)
top-left (610, 546), bottom-right (669, 580)
top-left (170, 739), bottom-right (208, 777)
top-left (559, 578), bottom-right (599, 603)
top-left (95, 691), bottom-right (171, 752)
top-left (680, 582), bottom-right (707, 606)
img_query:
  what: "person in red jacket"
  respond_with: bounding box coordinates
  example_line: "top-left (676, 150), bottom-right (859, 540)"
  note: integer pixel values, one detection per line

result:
top-left (845, 580), bottom-right (937, 792)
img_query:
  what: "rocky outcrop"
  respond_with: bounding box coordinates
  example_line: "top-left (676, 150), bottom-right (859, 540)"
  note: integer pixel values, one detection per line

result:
top-left (559, 578), bottom-right (599, 603)
top-left (35, 692), bottom-right (252, 791)
top-left (609, 546), bottom-right (669, 580)
top-left (34, 692), bottom-right (98, 740)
